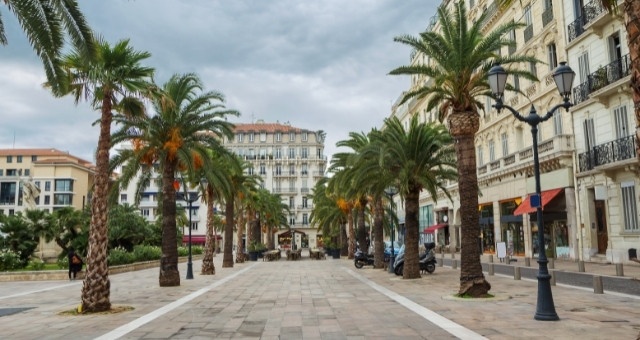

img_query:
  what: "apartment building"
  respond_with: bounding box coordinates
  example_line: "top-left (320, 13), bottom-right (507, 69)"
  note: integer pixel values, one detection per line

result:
top-left (394, 0), bottom-right (587, 259)
top-left (564, 0), bottom-right (639, 262)
top-left (0, 148), bottom-right (95, 258)
top-left (222, 120), bottom-right (327, 249)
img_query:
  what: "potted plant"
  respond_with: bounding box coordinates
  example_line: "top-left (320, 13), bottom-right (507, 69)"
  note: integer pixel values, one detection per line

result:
top-left (248, 242), bottom-right (260, 261)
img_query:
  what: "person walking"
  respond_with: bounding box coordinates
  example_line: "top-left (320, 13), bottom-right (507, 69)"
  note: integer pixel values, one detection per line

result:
top-left (68, 247), bottom-right (83, 280)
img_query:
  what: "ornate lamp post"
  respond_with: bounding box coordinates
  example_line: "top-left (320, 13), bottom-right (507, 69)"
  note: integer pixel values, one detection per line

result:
top-left (384, 186), bottom-right (399, 274)
top-left (488, 62), bottom-right (575, 321)
top-left (175, 180), bottom-right (200, 280)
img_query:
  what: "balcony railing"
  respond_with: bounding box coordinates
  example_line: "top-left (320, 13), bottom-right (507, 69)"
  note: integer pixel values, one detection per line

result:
top-left (542, 7), bottom-right (554, 27)
top-left (578, 135), bottom-right (637, 172)
top-left (523, 24), bottom-right (534, 43)
top-left (572, 54), bottom-right (631, 105)
top-left (481, 2), bottom-right (498, 29)
top-left (567, 0), bottom-right (606, 42)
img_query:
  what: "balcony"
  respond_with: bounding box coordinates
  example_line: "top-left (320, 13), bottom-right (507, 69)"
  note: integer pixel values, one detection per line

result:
top-left (273, 171), bottom-right (296, 178)
top-left (567, 0), bottom-right (606, 42)
top-left (480, 2), bottom-right (498, 30)
top-left (578, 135), bottom-right (637, 172)
top-left (273, 187), bottom-right (297, 194)
top-left (312, 171), bottom-right (325, 178)
top-left (572, 54), bottom-right (631, 105)
top-left (523, 24), bottom-right (533, 43)
top-left (542, 7), bottom-right (554, 27)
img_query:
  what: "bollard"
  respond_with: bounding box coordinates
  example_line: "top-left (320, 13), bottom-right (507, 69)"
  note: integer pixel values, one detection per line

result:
top-left (488, 263), bottom-right (495, 276)
top-left (514, 266), bottom-right (521, 280)
top-left (578, 260), bottom-right (585, 272)
top-left (550, 270), bottom-right (556, 286)
top-left (438, 258), bottom-right (443, 267)
top-left (525, 257), bottom-right (531, 267)
top-left (593, 275), bottom-right (604, 294)
top-left (488, 255), bottom-right (493, 263)
top-left (616, 263), bottom-right (624, 277)
top-left (505, 256), bottom-right (510, 264)
top-left (452, 259), bottom-right (458, 269)
top-left (548, 258), bottom-right (555, 269)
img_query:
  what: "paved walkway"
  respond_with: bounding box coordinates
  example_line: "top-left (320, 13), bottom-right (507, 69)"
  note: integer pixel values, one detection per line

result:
top-left (1, 252), bottom-right (640, 339)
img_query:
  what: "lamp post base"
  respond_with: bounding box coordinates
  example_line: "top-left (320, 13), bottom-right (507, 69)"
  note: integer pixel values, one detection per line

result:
top-left (186, 259), bottom-right (194, 280)
top-left (388, 255), bottom-right (395, 273)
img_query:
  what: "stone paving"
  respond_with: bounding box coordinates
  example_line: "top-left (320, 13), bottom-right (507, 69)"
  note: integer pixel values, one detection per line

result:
top-left (1, 252), bottom-right (640, 339)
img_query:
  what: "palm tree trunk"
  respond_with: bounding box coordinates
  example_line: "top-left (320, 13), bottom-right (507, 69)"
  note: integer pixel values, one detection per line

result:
top-left (222, 199), bottom-right (234, 268)
top-left (236, 209), bottom-right (245, 263)
top-left (403, 189), bottom-right (421, 279)
top-left (373, 197), bottom-right (385, 268)
top-left (201, 186), bottom-right (215, 275)
top-left (347, 211), bottom-right (356, 259)
top-left (357, 198), bottom-right (367, 253)
top-left (81, 98), bottom-right (112, 312)
top-left (340, 222), bottom-right (347, 256)
top-left (159, 162), bottom-right (180, 287)
top-left (448, 111), bottom-right (491, 296)
top-left (624, 0), bottom-right (640, 158)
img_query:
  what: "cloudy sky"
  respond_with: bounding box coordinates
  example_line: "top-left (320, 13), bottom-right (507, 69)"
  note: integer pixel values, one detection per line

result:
top-left (0, 0), bottom-right (437, 163)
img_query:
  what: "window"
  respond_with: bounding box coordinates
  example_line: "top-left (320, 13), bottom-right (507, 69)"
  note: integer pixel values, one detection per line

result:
top-left (289, 197), bottom-right (295, 209)
top-left (524, 5), bottom-right (532, 25)
top-left (288, 148), bottom-right (295, 159)
top-left (553, 111), bottom-right (563, 135)
top-left (191, 222), bottom-right (198, 231)
top-left (0, 170), bottom-right (3, 176)
top-left (121, 194), bottom-right (128, 203)
top-left (35, 196), bottom-right (40, 205)
top-left (141, 208), bottom-right (150, 217)
top-left (247, 167), bottom-right (254, 175)
top-left (489, 140), bottom-right (495, 162)
top-left (289, 164), bottom-right (295, 175)
top-left (249, 132), bottom-right (255, 142)
top-left (24, 169), bottom-right (30, 176)
top-left (301, 147), bottom-right (308, 159)
top-left (53, 194), bottom-right (72, 205)
top-left (7, 169), bottom-right (17, 176)
top-left (501, 133), bottom-right (509, 157)
top-left (275, 164), bottom-right (282, 175)
top-left (317, 148), bottom-right (322, 159)
top-left (302, 213), bottom-right (308, 225)
top-left (477, 146), bottom-right (484, 166)
top-left (513, 75), bottom-right (520, 91)
top-left (275, 148), bottom-right (282, 159)
top-left (302, 197), bottom-right (308, 208)
top-left (302, 132), bottom-right (308, 141)
top-left (609, 32), bottom-right (622, 63)
top-left (45, 181), bottom-right (51, 191)
top-left (301, 164), bottom-right (308, 175)
top-left (237, 133), bottom-right (243, 142)
top-left (16, 156), bottom-right (22, 163)
top-left (259, 148), bottom-right (267, 159)
top-left (259, 163), bottom-right (266, 175)
top-left (31, 155), bottom-right (37, 162)
top-left (55, 179), bottom-right (73, 191)
top-left (44, 195), bottom-right (50, 205)
top-left (529, 62), bottom-right (537, 79)
top-left (34, 181), bottom-right (40, 189)
top-left (583, 118), bottom-right (596, 150)
top-left (289, 132), bottom-right (295, 142)
top-left (547, 43), bottom-right (558, 70)
top-left (578, 53), bottom-right (590, 84)
top-left (614, 105), bottom-right (629, 139)
top-left (248, 149), bottom-right (255, 159)
top-left (621, 182), bottom-right (638, 231)
top-left (485, 96), bottom-right (492, 113)
top-left (6, 156), bottom-right (12, 163)
top-left (260, 132), bottom-right (267, 142)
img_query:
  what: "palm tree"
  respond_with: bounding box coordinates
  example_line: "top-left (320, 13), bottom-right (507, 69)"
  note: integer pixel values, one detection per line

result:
top-left (56, 37), bottom-right (155, 312)
top-left (111, 73), bottom-right (237, 286)
top-left (310, 178), bottom-right (347, 252)
top-left (390, 1), bottom-right (537, 294)
top-left (370, 116), bottom-right (457, 279)
top-left (0, 0), bottom-right (94, 93)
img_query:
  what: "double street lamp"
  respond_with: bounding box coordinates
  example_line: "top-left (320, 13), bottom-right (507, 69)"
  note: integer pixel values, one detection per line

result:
top-left (384, 186), bottom-right (399, 274)
top-left (175, 183), bottom-right (200, 280)
top-left (488, 62), bottom-right (575, 321)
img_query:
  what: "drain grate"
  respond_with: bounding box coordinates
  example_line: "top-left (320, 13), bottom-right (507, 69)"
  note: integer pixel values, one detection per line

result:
top-left (0, 307), bottom-right (35, 317)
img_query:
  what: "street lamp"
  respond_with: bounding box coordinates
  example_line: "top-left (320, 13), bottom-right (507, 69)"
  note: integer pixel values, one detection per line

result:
top-left (488, 62), bottom-right (575, 321)
top-left (384, 186), bottom-right (399, 274)
top-left (175, 181), bottom-right (200, 280)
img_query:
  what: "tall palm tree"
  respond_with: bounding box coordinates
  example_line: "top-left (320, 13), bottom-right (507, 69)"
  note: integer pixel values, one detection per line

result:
top-left (310, 178), bottom-right (347, 251)
top-left (111, 73), bottom-right (237, 286)
top-left (0, 0), bottom-right (94, 93)
top-left (390, 1), bottom-right (536, 294)
top-left (371, 116), bottom-right (457, 279)
top-left (56, 38), bottom-right (154, 312)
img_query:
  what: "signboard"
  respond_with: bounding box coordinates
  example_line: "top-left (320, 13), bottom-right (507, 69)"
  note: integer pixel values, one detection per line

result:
top-left (530, 194), bottom-right (541, 208)
top-left (496, 242), bottom-right (507, 260)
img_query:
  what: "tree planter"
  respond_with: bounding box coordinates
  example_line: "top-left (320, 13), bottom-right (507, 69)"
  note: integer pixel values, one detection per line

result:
top-left (248, 252), bottom-right (259, 261)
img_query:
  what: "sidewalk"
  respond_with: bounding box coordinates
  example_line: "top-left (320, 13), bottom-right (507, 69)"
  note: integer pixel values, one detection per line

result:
top-left (1, 252), bottom-right (639, 339)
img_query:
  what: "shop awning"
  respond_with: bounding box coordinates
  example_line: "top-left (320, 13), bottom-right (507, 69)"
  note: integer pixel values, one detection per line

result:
top-left (512, 188), bottom-right (564, 216)
top-left (423, 223), bottom-right (448, 234)
top-left (182, 235), bottom-right (221, 244)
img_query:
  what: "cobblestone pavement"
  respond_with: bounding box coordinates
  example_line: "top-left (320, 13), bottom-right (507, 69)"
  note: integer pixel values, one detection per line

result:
top-left (1, 252), bottom-right (640, 339)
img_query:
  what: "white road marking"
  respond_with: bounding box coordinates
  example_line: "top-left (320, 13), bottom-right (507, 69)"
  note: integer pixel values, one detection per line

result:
top-left (345, 268), bottom-right (489, 340)
top-left (95, 263), bottom-right (257, 340)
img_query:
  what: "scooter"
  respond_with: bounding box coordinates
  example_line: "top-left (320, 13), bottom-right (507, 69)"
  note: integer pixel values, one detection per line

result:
top-left (354, 249), bottom-right (375, 268)
top-left (393, 242), bottom-right (437, 276)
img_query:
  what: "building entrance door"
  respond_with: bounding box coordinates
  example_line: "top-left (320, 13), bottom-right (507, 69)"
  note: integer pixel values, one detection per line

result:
top-left (595, 200), bottom-right (608, 254)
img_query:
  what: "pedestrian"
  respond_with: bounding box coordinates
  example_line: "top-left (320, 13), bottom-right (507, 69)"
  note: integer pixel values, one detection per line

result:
top-left (68, 247), bottom-right (83, 281)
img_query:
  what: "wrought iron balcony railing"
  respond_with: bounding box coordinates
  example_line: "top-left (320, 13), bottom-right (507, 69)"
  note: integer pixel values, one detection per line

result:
top-left (578, 135), bottom-right (637, 172)
top-left (567, 0), bottom-right (606, 42)
top-left (572, 54), bottom-right (631, 104)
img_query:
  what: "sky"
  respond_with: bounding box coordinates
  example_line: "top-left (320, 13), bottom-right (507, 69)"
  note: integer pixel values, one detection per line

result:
top-left (0, 0), bottom-right (438, 164)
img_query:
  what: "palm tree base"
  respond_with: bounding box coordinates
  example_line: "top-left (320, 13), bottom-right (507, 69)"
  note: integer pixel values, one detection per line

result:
top-left (159, 270), bottom-right (180, 287)
top-left (458, 276), bottom-right (492, 297)
top-left (201, 262), bottom-right (215, 275)
top-left (81, 301), bottom-right (111, 314)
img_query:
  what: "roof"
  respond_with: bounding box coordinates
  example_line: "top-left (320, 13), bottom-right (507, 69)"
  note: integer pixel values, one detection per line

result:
top-left (0, 148), bottom-right (95, 169)
top-left (233, 122), bottom-right (307, 134)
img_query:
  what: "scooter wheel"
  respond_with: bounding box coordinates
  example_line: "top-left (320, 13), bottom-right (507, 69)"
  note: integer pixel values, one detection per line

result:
top-left (426, 263), bottom-right (436, 273)
top-left (394, 263), bottom-right (403, 276)
top-left (355, 261), bottom-right (364, 269)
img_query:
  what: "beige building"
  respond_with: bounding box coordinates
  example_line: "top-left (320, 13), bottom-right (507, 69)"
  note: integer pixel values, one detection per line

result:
top-left (0, 148), bottom-right (95, 258)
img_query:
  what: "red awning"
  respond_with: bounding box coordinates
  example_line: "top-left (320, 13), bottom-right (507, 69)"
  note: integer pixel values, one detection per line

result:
top-left (423, 223), bottom-right (448, 234)
top-left (512, 188), bottom-right (564, 216)
top-left (182, 235), bottom-right (222, 244)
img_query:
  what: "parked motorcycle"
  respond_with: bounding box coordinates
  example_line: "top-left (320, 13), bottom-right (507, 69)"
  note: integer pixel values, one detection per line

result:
top-left (354, 249), bottom-right (375, 268)
top-left (393, 242), bottom-right (437, 276)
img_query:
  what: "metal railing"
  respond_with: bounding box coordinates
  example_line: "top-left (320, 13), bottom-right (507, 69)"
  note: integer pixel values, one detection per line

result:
top-left (572, 54), bottom-right (631, 105)
top-left (567, 0), bottom-right (606, 42)
top-left (578, 135), bottom-right (637, 172)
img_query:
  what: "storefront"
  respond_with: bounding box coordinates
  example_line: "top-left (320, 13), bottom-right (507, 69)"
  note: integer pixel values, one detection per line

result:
top-left (500, 200), bottom-right (525, 256)
top-left (479, 205), bottom-right (494, 254)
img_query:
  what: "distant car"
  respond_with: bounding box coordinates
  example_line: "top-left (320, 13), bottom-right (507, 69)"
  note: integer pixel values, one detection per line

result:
top-left (384, 241), bottom-right (403, 262)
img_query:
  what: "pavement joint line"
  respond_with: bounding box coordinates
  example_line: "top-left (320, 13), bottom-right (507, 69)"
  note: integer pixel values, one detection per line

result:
top-left (343, 267), bottom-right (488, 340)
top-left (0, 282), bottom-right (80, 300)
top-left (95, 263), bottom-right (257, 340)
